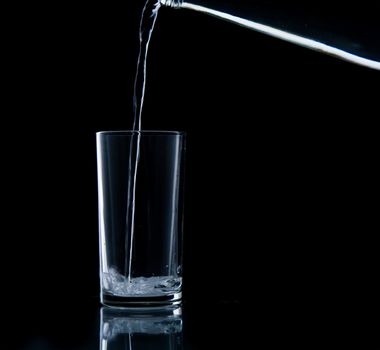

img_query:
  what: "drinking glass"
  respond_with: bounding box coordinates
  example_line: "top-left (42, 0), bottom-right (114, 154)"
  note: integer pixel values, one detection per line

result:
top-left (96, 131), bottom-right (185, 306)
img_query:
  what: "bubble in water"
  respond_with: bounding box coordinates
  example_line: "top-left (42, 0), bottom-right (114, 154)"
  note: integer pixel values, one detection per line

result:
top-left (102, 268), bottom-right (182, 297)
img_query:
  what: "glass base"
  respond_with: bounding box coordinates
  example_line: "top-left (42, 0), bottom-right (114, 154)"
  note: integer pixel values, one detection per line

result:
top-left (101, 291), bottom-right (182, 307)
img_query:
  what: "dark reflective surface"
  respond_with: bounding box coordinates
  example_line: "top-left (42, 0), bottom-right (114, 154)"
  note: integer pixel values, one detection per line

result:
top-left (5, 301), bottom-right (99, 350)
top-left (6, 292), bottom-right (378, 349)
top-left (5, 300), bottom-right (254, 350)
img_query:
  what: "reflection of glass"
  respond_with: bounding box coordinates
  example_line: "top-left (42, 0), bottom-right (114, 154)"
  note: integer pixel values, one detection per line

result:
top-left (100, 306), bottom-right (183, 350)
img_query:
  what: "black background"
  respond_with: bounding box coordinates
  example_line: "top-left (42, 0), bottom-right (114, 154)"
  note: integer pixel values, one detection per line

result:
top-left (4, 1), bottom-right (379, 349)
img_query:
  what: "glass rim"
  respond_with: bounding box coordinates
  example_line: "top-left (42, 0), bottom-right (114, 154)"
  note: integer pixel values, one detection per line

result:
top-left (96, 130), bottom-right (185, 136)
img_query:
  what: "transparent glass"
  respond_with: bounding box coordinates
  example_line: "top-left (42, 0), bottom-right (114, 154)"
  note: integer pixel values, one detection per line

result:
top-left (161, 0), bottom-right (380, 70)
top-left (96, 131), bottom-right (186, 306)
top-left (100, 306), bottom-right (183, 350)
